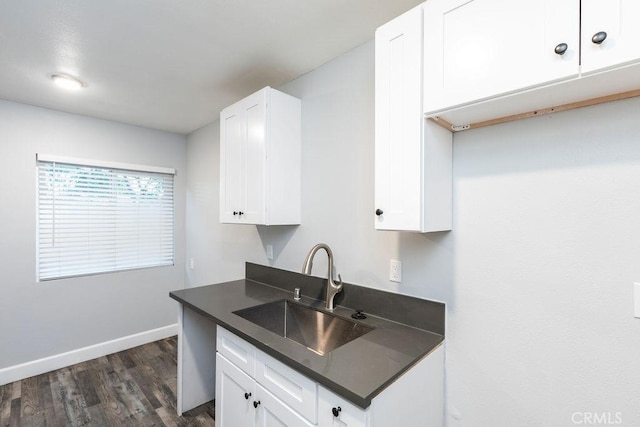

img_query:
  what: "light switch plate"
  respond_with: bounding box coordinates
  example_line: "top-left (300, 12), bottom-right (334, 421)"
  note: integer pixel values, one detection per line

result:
top-left (634, 283), bottom-right (640, 318)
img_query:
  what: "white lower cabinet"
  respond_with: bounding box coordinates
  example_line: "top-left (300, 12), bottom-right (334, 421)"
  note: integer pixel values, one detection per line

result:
top-left (216, 326), bottom-right (444, 427)
top-left (256, 384), bottom-right (313, 427)
top-left (254, 350), bottom-right (317, 422)
top-left (317, 386), bottom-right (368, 427)
top-left (216, 353), bottom-right (255, 426)
top-left (216, 326), bottom-right (316, 427)
top-left (216, 353), bottom-right (312, 427)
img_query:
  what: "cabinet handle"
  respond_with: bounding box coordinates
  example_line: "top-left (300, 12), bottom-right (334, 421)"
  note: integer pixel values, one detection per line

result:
top-left (239, 211), bottom-right (244, 216)
top-left (253, 400), bottom-right (261, 408)
top-left (244, 392), bottom-right (251, 400)
top-left (554, 43), bottom-right (568, 55)
top-left (375, 209), bottom-right (383, 216)
top-left (332, 406), bottom-right (342, 417)
top-left (233, 211), bottom-right (238, 216)
top-left (592, 31), bottom-right (607, 45)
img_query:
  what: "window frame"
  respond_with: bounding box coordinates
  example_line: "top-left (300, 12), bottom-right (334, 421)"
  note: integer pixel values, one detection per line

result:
top-left (36, 154), bottom-right (176, 281)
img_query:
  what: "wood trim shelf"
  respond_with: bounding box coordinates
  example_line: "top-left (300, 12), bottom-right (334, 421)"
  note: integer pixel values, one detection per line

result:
top-left (430, 88), bottom-right (640, 132)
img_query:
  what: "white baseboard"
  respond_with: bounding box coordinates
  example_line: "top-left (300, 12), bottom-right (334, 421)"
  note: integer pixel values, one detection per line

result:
top-left (0, 323), bottom-right (178, 386)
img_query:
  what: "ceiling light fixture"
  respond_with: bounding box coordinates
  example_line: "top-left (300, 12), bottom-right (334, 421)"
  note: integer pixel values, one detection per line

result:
top-left (50, 74), bottom-right (85, 90)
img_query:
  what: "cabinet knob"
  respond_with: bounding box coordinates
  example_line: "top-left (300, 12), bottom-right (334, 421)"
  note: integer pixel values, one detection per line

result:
top-left (233, 211), bottom-right (238, 216)
top-left (239, 211), bottom-right (244, 216)
top-left (375, 208), bottom-right (384, 216)
top-left (332, 406), bottom-right (342, 417)
top-left (554, 43), bottom-right (568, 55)
top-left (592, 31), bottom-right (607, 45)
top-left (244, 392), bottom-right (251, 400)
top-left (253, 400), bottom-right (261, 409)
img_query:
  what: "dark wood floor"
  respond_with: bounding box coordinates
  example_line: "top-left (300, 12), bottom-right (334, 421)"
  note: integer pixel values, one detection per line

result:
top-left (0, 336), bottom-right (215, 426)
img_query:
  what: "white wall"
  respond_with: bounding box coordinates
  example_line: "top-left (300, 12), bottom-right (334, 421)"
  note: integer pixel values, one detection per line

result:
top-left (186, 41), bottom-right (640, 425)
top-left (449, 101), bottom-right (640, 426)
top-left (0, 100), bottom-right (186, 370)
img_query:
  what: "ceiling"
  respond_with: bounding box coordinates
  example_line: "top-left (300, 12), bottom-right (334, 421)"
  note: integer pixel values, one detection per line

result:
top-left (0, 0), bottom-right (423, 134)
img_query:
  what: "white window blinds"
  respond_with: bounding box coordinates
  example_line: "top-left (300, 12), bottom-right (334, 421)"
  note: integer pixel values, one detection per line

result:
top-left (37, 156), bottom-right (175, 280)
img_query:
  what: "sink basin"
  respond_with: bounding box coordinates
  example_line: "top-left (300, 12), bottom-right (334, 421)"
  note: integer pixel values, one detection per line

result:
top-left (233, 299), bottom-right (373, 355)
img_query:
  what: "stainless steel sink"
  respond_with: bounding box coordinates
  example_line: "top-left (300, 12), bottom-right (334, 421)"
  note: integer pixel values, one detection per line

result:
top-left (233, 299), bottom-right (373, 355)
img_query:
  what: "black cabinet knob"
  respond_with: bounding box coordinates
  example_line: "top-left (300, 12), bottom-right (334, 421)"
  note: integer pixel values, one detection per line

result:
top-left (332, 406), bottom-right (341, 417)
top-left (233, 211), bottom-right (238, 216)
top-left (554, 43), bottom-right (568, 55)
top-left (592, 31), bottom-right (607, 44)
top-left (375, 209), bottom-right (383, 216)
top-left (244, 392), bottom-right (251, 400)
top-left (253, 400), bottom-right (261, 408)
top-left (239, 211), bottom-right (244, 216)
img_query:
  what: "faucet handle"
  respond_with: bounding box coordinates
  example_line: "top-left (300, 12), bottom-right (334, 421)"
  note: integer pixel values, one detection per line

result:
top-left (336, 274), bottom-right (343, 287)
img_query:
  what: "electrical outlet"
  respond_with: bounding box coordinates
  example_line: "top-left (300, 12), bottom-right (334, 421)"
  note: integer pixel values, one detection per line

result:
top-left (390, 259), bottom-right (402, 283)
top-left (635, 282), bottom-right (640, 318)
top-left (266, 245), bottom-right (274, 260)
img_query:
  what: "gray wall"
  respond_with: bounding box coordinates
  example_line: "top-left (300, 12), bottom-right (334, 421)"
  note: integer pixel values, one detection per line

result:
top-left (186, 41), bottom-right (450, 298)
top-left (0, 100), bottom-right (186, 369)
top-left (186, 40), bottom-right (640, 425)
top-left (450, 102), bottom-right (640, 426)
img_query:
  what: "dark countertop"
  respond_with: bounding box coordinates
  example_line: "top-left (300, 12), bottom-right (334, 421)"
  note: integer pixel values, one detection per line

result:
top-left (170, 265), bottom-right (444, 409)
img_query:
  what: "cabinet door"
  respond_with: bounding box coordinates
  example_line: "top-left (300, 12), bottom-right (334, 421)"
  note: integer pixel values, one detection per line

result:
top-left (374, 4), bottom-right (424, 231)
top-left (219, 87), bottom-right (300, 225)
top-left (240, 89), bottom-right (267, 224)
top-left (581, 0), bottom-right (640, 74)
top-left (255, 385), bottom-right (313, 427)
top-left (216, 353), bottom-right (256, 427)
top-left (423, 0), bottom-right (579, 114)
top-left (317, 386), bottom-right (368, 427)
top-left (220, 103), bottom-right (244, 223)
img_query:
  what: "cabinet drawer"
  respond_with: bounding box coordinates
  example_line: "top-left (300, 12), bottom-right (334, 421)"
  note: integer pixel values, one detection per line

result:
top-left (217, 326), bottom-right (256, 376)
top-left (318, 385), bottom-right (369, 427)
top-left (255, 350), bottom-right (317, 423)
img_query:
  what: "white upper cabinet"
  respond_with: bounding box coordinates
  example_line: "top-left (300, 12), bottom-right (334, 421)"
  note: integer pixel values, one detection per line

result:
top-left (423, 0), bottom-right (579, 115)
top-left (581, 0), bottom-right (640, 74)
top-left (220, 87), bottom-right (301, 225)
top-left (422, 0), bottom-right (640, 127)
top-left (375, 4), bottom-right (453, 232)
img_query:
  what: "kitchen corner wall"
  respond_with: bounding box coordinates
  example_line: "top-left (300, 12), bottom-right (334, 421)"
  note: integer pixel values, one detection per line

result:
top-left (0, 100), bottom-right (186, 370)
top-left (187, 40), bottom-right (640, 425)
top-left (185, 41), bottom-right (452, 300)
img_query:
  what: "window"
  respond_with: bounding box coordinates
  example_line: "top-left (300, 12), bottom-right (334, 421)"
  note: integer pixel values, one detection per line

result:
top-left (36, 154), bottom-right (175, 281)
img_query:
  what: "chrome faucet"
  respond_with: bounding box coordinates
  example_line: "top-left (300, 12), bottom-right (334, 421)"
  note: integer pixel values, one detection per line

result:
top-left (301, 243), bottom-right (343, 311)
